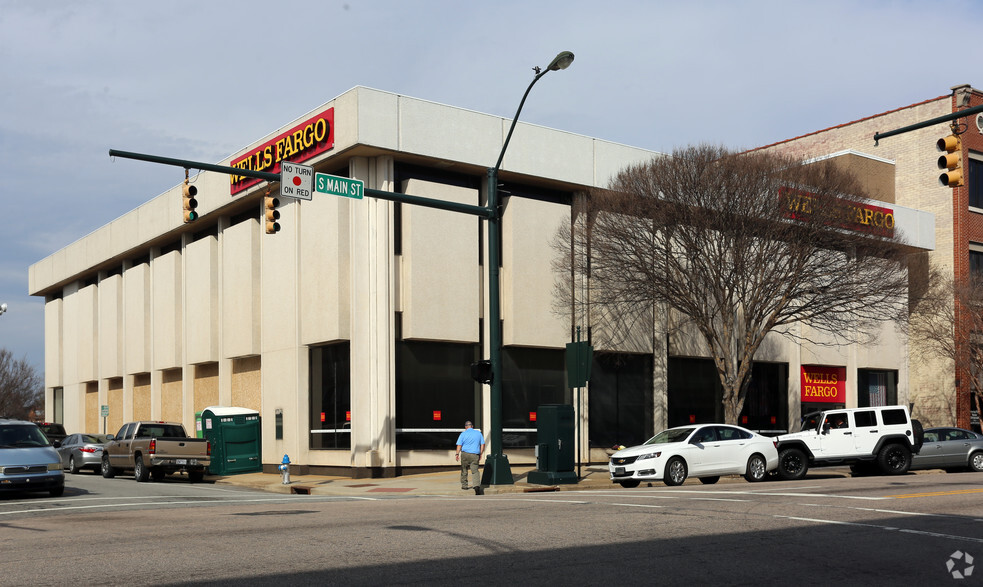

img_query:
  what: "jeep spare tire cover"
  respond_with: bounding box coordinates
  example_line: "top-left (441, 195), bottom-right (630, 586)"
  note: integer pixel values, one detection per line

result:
top-left (912, 419), bottom-right (924, 453)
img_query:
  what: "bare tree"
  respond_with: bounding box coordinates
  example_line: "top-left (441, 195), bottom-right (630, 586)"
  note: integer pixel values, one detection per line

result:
top-left (0, 349), bottom-right (43, 420)
top-left (557, 144), bottom-right (912, 424)
top-left (908, 265), bottom-right (983, 422)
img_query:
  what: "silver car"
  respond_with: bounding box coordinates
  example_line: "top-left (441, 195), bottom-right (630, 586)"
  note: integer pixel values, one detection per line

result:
top-left (0, 419), bottom-right (65, 497)
top-left (57, 433), bottom-right (111, 474)
top-left (911, 427), bottom-right (983, 472)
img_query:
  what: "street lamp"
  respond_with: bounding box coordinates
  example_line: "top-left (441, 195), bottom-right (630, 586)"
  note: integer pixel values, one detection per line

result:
top-left (481, 51), bottom-right (575, 486)
top-left (0, 303), bottom-right (6, 316)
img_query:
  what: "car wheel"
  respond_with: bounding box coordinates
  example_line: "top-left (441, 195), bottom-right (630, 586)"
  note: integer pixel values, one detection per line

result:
top-left (877, 444), bottom-right (911, 475)
top-left (69, 456), bottom-right (80, 475)
top-left (970, 451), bottom-right (983, 473)
top-left (778, 447), bottom-right (808, 481)
top-left (188, 470), bottom-right (205, 483)
top-left (664, 457), bottom-right (687, 486)
top-left (49, 485), bottom-right (65, 498)
top-left (699, 476), bottom-right (719, 485)
top-left (101, 455), bottom-right (116, 479)
top-left (744, 454), bottom-right (767, 482)
top-left (134, 456), bottom-right (149, 482)
top-left (618, 479), bottom-right (640, 488)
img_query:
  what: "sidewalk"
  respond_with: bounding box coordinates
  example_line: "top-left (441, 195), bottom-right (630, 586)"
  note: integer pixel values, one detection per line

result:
top-left (210, 465), bottom-right (616, 497)
top-left (209, 465), bottom-right (863, 496)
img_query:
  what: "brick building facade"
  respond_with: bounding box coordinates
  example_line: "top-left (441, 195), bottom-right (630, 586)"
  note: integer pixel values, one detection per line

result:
top-left (758, 84), bottom-right (983, 429)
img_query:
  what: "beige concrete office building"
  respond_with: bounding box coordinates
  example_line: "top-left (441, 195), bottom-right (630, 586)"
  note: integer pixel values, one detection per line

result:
top-left (29, 87), bottom-right (935, 477)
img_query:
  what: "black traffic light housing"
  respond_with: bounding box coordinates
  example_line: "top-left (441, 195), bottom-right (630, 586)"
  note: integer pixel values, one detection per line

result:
top-left (265, 191), bottom-right (280, 234)
top-left (471, 360), bottom-right (493, 384)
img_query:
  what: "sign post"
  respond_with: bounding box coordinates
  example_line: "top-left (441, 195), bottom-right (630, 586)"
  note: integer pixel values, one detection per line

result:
top-left (100, 404), bottom-right (109, 434)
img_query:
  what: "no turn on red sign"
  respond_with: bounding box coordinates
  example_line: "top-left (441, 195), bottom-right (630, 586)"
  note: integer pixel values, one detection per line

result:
top-left (279, 161), bottom-right (313, 200)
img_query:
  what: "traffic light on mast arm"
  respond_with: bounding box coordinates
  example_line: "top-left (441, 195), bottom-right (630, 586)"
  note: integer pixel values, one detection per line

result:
top-left (937, 129), bottom-right (964, 188)
top-left (265, 189), bottom-right (280, 234)
top-left (182, 176), bottom-right (198, 223)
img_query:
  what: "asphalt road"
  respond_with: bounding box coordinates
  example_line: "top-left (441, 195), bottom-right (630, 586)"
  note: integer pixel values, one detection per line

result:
top-left (3, 470), bottom-right (983, 585)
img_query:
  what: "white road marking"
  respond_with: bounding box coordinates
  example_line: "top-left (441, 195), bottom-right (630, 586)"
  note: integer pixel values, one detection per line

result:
top-left (776, 515), bottom-right (983, 544)
top-left (0, 495), bottom-right (377, 516)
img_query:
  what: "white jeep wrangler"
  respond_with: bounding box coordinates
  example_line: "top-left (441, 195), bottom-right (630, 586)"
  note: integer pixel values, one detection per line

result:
top-left (776, 405), bottom-right (923, 480)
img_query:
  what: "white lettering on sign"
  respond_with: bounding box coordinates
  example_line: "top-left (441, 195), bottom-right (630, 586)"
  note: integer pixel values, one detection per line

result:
top-left (314, 173), bottom-right (364, 199)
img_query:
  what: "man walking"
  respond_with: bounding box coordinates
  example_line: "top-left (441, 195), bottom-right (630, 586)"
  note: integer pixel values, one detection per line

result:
top-left (455, 420), bottom-right (484, 490)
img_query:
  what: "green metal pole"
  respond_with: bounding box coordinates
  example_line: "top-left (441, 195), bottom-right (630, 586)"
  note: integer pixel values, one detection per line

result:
top-left (481, 166), bottom-right (513, 485)
top-left (480, 51), bottom-right (575, 486)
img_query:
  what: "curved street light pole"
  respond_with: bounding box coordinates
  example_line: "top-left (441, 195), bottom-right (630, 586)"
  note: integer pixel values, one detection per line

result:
top-left (482, 51), bottom-right (575, 486)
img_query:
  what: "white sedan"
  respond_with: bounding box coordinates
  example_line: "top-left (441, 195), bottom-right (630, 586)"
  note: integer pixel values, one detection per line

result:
top-left (609, 424), bottom-right (779, 487)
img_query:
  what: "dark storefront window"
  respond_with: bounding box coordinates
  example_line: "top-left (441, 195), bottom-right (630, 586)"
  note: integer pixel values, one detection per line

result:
top-left (309, 342), bottom-right (351, 450)
top-left (969, 156), bottom-right (982, 209)
top-left (668, 358), bottom-right (721, 426)
top-left (396, 341), bottom-right (480, 450)
top-left (667, 358), bottom-right (788, 434)
top-left (857, 369), bottom-right (897, 408)
top-left (502, 347), bottom-right (567, 448)
top-left (740, 362), bottom-right (789, 433)
top-left (588, 353), bottom-right (653, 449)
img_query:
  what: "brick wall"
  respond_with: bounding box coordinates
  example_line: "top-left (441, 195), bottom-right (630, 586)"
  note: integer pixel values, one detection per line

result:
top-left (758, 93), bottom-right (967, 426)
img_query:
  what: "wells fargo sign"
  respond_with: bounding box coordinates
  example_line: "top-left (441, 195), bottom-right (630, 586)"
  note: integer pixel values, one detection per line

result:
top-left (780, 187), bottom-right (895, 237)
top-left (800, 365), bottom-right (846, 403)
top-left (230, 108), bottom-right (335, 195)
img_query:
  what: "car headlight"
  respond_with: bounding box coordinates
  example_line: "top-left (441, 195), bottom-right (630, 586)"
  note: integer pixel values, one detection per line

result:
top-left (637, 451), bottom-right (662, 461)
top-left (48, 463), bottom-right (62, 471)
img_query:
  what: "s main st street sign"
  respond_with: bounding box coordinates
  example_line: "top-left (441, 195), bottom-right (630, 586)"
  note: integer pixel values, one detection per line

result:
top-left (315, 172), bottom-right (364, 199)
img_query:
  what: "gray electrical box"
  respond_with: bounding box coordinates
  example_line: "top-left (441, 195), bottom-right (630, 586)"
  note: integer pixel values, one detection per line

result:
top-left (527, 404), bottom-right (578, 485)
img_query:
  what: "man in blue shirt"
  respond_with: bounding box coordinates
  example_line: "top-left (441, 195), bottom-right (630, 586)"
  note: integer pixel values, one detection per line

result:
top-left (455, 420), bottom-right (485, 490)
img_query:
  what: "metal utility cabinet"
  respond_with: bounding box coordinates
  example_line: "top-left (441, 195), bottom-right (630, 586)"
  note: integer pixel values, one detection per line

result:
top-left (527, 404), bottom-right (578, 484)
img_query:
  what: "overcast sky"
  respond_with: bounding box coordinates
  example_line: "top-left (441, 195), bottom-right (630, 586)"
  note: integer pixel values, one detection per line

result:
top-left (1, 0), bottom-right (979, 372)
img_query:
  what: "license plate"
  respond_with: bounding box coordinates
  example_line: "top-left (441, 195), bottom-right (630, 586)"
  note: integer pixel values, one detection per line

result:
top-left (615, 467), bottom-right (626, 475)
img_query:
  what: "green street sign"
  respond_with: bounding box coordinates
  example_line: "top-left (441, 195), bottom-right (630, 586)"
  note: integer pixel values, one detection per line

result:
top-left (314, 173), bottom-right (364, 199)
top-left (100, 404), bottom-right (110, 417)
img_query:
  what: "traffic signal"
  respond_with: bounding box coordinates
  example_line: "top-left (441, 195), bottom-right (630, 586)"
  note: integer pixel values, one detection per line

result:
top-left (265, 191), bottom-right (280, 234)
top-left (470, 360), bottom-right (492, 384)
top-left (182, 179), bottom-right (198, 223)
top-left (937, 132), bottom-right (964, 187)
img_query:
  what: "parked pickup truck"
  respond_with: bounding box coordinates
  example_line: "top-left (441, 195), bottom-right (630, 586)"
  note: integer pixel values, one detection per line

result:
top-left (101, 421), bottom-right (211, 483)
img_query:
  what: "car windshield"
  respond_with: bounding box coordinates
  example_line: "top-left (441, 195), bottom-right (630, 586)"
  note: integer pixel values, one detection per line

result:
top-left (644, 427), bottom-right (695, 445)
top-left (798, 412), bottom-right (822, 432)
top-left (0, 425), bottom-right (51, 448)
